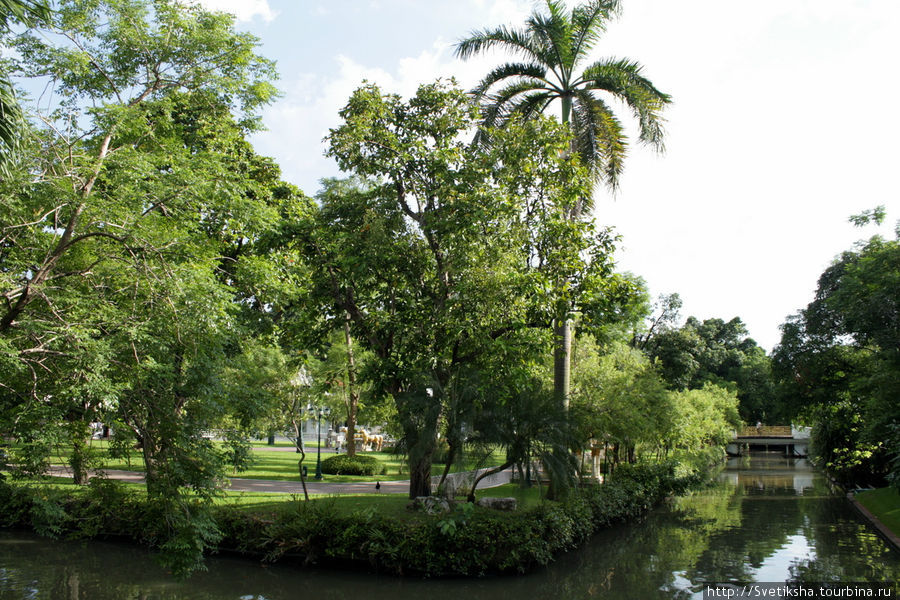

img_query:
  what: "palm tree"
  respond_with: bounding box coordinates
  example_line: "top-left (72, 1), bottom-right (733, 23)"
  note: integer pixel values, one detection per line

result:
top-left (455, 0), bottom-right (671, 406)
top-left (0, 0), bottom-right (51, 175)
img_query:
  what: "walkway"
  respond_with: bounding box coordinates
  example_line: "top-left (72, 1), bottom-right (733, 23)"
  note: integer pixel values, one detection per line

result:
top-left (44, 465), bottom-right (510, 495)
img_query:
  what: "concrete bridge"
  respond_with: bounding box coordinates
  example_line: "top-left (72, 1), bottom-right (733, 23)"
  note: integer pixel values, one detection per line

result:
top-left (726, 425), bottom-right (811, 458)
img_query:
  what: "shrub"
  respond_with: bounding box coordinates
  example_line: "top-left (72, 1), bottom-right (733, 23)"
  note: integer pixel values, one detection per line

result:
top-left (320, 454), bottom-right (380, 476)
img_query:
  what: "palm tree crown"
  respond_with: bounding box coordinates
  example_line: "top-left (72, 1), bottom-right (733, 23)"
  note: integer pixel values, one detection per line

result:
top-left (455, 0), bottom-right (671, 194)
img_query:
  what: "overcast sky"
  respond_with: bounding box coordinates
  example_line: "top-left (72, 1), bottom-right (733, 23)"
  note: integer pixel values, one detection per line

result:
top-left (199, 0), bottom-right (899, 351)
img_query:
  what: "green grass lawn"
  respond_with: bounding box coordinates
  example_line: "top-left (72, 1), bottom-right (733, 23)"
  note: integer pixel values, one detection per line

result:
top-left (856, 487), bottom-right (900, 537)
top-left (36, 439), bottom-right (504, 483)
top-left (218, 482), bottom-right (547, 518)
top-left (7, 476), bottom-right (543, 522)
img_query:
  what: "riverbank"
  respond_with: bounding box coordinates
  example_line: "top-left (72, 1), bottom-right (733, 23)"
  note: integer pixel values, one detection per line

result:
top-left (852, 487), bottom-right (900, 550)
top-left (0, 459), bottom-right (707, 578)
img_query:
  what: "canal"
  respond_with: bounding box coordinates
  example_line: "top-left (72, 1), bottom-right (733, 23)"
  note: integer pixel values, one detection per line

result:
top-left (1, 454), bottom-right (898, 599)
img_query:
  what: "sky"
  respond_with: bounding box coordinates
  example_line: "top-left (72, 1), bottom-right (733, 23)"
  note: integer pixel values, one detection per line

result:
top-left (198, 0), bottom-right (899, 351)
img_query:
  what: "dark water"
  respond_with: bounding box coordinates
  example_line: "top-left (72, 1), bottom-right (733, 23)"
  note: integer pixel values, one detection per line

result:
top-left (1, 454), bottom-right (898, 599)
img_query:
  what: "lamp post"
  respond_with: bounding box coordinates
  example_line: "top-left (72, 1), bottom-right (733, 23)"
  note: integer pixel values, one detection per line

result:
top-left (308, 403), bottom-right (331, 481)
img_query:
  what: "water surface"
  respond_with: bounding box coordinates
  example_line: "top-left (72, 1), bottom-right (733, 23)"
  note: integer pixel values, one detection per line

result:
top-left (2, 454), bottom-right (898, 599)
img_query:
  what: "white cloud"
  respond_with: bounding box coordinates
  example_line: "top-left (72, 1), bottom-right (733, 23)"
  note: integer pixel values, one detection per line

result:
top-left (252, 34), bottom-right (523, 193)
top-left (194, 0), bottom-right (276, 22)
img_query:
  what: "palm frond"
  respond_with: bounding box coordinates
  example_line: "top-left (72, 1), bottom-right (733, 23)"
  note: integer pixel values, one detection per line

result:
top-left (569, 0), bottom-right (621, 64)
top-left (484, 79), bottom-right (556, 119)
top-left (0, 76), bottom-right (22, 176)
top-left (527, 2), bottom-right (573, 78)
top-left (501, 90), bottom-right (554, 124)
top-left (572, 88), bottom-right (627, 192)
top-left (578, 57), bottom-right (671, 150)
top-left (471, 62), bottom-right (552, 99)
top-left (454, 24), bottom-right (549, 66)
top-left (475, 90), bottom-right (553, 148)
top-left (0, 0), bottom-right (51, 29)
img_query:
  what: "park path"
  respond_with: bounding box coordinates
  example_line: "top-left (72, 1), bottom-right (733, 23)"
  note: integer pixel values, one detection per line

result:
top-left (45, 464), bottom-right (512, 495)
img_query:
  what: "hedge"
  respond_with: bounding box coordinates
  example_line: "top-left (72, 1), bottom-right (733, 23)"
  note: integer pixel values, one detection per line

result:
top-left (320, 454), bottom-right (382, 476)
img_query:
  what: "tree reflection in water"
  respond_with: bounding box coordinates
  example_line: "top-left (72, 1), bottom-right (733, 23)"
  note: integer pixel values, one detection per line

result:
top-left (1, 455), bottom-right (898, 599)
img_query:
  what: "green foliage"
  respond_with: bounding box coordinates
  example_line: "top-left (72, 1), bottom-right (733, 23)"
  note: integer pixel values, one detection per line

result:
top-left (0, 454), bottom-right (708, 577)
top-left (572, 339), bottom-right (670, 456)
top-left (669, 384), bottom-right (741, 449)
top-left (0, 480), bottom-right (220, 578)
top-left (320, 454), bottom-right (381, 476)
top-left (643, 315), bottom-right (775, 422)
top-left (152, 500), bottom-right (222, 578)
top-left (229, 460), bottom-right (704, 576)
top-left (307, 78), bottom-right (615, 497)
top-left (888, 424), bottom-right (900, 491)
top-left (810, 400), bottom-right (883, 487)
top-left (773, 216), bottom-right (899, 486)
top-left (0, 0), bottom-right (51, 174)
top-left (436, 501), bottom-right (474, 536)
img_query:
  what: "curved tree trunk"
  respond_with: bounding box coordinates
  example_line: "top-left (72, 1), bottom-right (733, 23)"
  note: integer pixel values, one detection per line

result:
top-left (467, 461), bottom-right (513, 503)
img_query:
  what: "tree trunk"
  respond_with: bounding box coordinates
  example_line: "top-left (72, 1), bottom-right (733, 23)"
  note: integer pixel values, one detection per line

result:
top-left (292, 417), bottom-right (309, 501)
top-left (69, 429), bottom-right (89, 485)
top-left (343, 314), bottom-right (359, 457)
top-left (467, 461), bottom-right (513, 503)
top-left (407, 452), bottom-right (433, 499)
top-left (142, 441), bottom-right (162, 499)
top-left (553, 318), bottom-right (573, 409)
top-left (436, 440), bottom-right (459, 491)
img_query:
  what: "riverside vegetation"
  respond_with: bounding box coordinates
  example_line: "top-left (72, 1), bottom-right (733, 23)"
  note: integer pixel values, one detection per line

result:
top-left (2, 0), bottom-right (897, 581)
top-left (0, 457), bottom-right (711, 577)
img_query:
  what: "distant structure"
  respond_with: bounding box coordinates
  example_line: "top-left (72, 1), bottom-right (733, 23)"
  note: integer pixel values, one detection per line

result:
top-left (726, 425), bottom-right (811, 457)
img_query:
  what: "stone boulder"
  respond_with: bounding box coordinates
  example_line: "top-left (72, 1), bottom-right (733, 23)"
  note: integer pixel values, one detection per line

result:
top-left (409, 496), bottom-right (452, 514)
top-left (475, 497), bottom-right (517, 511)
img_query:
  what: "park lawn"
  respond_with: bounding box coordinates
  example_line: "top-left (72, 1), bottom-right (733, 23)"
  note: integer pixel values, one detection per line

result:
top-left (473, 482), bottom-right (545, 509)
top-left (220, 483), bottom-right (548, 519)
top-left (233, 447), bottom-right (505, 482)
top-left (219, 493), bottom-right (418, 520)
top-left (41, 439), bottom-right (504, 483)
top-left (856, 487), bottom-right (900, 537)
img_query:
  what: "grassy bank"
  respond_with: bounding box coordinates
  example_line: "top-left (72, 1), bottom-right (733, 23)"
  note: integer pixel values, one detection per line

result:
top-left (0, 458), bottom-right (709, 577)
top-left (856, 487), bottom-right (900, 538)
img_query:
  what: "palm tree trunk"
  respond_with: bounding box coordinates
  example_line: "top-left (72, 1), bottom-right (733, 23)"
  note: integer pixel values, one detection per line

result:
top-left (554, 98), bottom-right (575, 409)
top-left (553, 317), bottom-right (573, 409)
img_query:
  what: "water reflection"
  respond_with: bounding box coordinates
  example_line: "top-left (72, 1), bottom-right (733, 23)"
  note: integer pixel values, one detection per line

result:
top-left (1, 454), bottom-right (897, 599)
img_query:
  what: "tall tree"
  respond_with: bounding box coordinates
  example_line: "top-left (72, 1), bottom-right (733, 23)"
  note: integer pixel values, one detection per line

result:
top-left (772, 209), bottom-right (900, 485)
top-left (0, 0), bottom-right (284, 574)
top-left (455, 0), bottom-right (671, 406)
top-left (310, 81), bottom-right (605, 497)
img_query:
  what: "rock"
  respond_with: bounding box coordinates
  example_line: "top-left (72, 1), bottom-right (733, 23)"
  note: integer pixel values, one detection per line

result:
top-left (475, 497), bottom-right (517, 511)
top-left (409, 496), bottom-right (452, 514)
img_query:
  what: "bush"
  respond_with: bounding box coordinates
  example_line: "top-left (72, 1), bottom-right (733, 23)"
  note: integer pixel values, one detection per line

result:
top-left (320, 454), bottom-right (380, 476)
